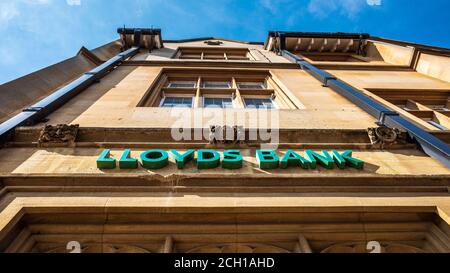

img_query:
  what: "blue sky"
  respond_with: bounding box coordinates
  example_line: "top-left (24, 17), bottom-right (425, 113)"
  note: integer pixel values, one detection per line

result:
top-left (0, 0), bottom-right (449, 84)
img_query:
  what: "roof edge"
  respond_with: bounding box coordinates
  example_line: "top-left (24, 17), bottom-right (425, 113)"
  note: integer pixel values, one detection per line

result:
top-left (163, 37), bottom-right (264, 45)
top-left (268, 31), bottom-right (370, 39)
top-left (370, 36), bottom-right (450, 55)
top-left (266, 31), bottom-right (450, 55)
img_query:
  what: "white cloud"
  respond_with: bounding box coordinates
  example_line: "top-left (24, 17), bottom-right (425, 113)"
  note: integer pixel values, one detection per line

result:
top-left (259, 0), bottom-right (292, 14)
top-left (66, 0), bottom-right (81, 6)
top-left (0, 0), bottom-right (51, 24)
top-left (0, 3), bottom-right (19, 24)
top-left (308, 0), bottom-right (382, 18)
top-left (260, 0), bottom-right (277, 13)
top-left (0, 0), bottom-right (79, 33)
top-left (367, 0), bottom-right (382, 6)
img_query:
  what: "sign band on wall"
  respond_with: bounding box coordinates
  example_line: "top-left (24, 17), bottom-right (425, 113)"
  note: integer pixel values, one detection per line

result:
top-left (97, 149), bottom-right (365, 170)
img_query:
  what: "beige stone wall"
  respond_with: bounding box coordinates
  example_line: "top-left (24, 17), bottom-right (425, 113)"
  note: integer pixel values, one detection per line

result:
top-left (0, 55), bottom-right (97, 124)
top-left (0, 147), bottom-right (448, 176)
top-left (327, 69), bottom-right (450, 131)
top-left (416, 53), bottom-right (450, 83)
top-left (0, 46), bottom-right (449, 254)
top-left (90, 40), bottom-right (123, 61)
top-left (328, 70), bottom-right (450, 90)
top-left (131, 39), bottom-right (289, 63)
top-left (40, 66), bottom-right (377, 129)
top-left (0, 40), bottom-right (123, 124)
top-left (366, 41), bottom-right (414, 66)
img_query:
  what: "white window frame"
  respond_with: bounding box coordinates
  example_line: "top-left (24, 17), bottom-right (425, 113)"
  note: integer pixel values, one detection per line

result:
top-left (159, 94), bottom-right (195, 108)
top-left (242, 95), bottom-right (278, 109)
top-left (201, 95), bottom-right (235, 109)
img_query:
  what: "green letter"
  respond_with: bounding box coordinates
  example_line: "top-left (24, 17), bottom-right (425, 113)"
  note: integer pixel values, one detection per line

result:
top-left (256, 150), bottom-right (279, 169)
top-left (305, 150), bottom-right (334, 169)
top-left (171, 150), bottom-right (195, 169)
top-left (331, 150), bottom-right (346, 169)
top-left (280, 150), bottom-right (309, 169)
top-left (222, 150), bottom-right (243, 169)
top-left (197, 150), bottom-right (221, 169)
top-left (140, 150), bottom-right (169, 169)
top-left (336, 150), bottom-right (364, 169)
top-left (119, 149), bottom-right (138, 169)
top-left (97, 149), bottom-right (116, 169)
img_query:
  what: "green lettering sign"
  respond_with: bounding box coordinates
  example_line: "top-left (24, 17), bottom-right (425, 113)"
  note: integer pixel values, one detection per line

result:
top-left (140, 150), bottom-right (169, 169)
top-left (335, 150), bottom-right (364, 169)
top-left (119, 149), bottom-right (138, 169)
top-left (222, 150), bottom-right (243, 169)
top-left (257, 150), bottom-right (279, 169)
top-left (97, 149), bottom-right (116, 169)
top-left (305, 150), bottom-right (334, 169)
top-left (280, 150), bottom-right (310, 169)
top-left (171, 150), bottom-right (195, 169)
top-left (197, 150), bottom-right (221, 169)
top-left (96, 149), bottom-right (365, 171)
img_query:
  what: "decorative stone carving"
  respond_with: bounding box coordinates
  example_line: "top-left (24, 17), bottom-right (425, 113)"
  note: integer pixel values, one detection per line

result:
top-left (209, 125), bottom-right (245, 144)
top-left (321, 242), bottom-right (424, 253)
top-left (38, 124), bottom-right (79, 146)
top-left (368, 126), bottom-right (409, 148)
top-left (204, 40), bottom-right (223, 46)
top-left (47, 244), bottom-right (150, 253)
top-left (187, 243), bottom-right (290, 253)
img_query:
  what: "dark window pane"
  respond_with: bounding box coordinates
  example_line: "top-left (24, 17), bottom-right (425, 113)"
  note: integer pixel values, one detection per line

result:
top-left (238, 82), bottom-right (265, 89)
top-left (244, 98), bottom-right (274, 109)
top-left (204, 98), bottom-right (233, 108)
top-left (168, 82), bottom-right (196, 88)
top-left (203, 82), bottom-right (231, 89)
top-left (161, 97), bottom-right (192, 108)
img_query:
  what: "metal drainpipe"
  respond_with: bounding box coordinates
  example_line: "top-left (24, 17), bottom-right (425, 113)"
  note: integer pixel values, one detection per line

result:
top-left (0, 46), bottom-right (140, 145)
top-left (277, 34), bottom-right (450, 168)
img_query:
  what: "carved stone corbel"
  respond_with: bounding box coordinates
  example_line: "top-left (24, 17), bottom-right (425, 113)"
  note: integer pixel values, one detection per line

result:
top-left (209, 125), bottom-right (245, 145)
top-left (368, 126), bottom-right (409, 149)
top-left (38, 124), bottom-right (79, 147)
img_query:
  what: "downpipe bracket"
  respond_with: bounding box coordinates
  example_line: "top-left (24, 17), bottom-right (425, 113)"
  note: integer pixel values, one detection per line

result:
top-left (377, 111), bottom-right (399, 126)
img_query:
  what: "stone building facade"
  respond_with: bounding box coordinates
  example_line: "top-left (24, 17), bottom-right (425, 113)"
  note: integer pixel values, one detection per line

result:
top-left (0, 29), bottom-right (449, 253)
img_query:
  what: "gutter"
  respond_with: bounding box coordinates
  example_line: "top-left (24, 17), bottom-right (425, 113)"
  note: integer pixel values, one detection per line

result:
top-left (0, 47), bottom-right (140, 144)
top-left (268, 31), bottom-right (370, 40)
top-left (277, 34), bottom-right (450, 168)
